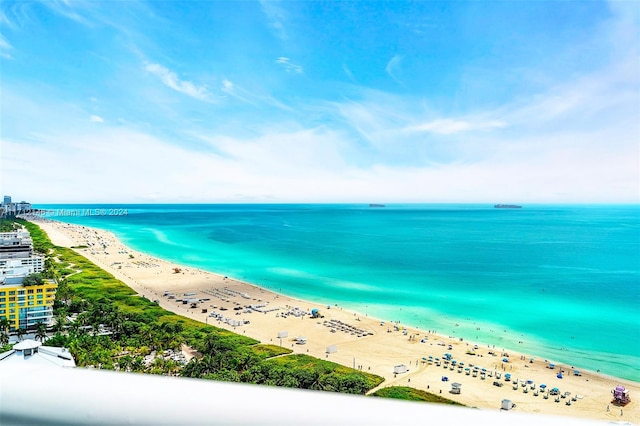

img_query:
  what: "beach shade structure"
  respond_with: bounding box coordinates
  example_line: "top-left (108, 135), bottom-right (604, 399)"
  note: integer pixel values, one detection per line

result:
top-left (502, 357), bottom-right (509, 363)
top-left (441, 376), bottom-right (449, 382)
top-left (505, 373), bottom-right (511, 381)
top-left (573, 370), bottom-right (581, 376)
top-left (450, 382), bottom-right (462, 394)
top-left (557, 373), bottom-right (563, 379)
top-left (451, 360), bottom-right (457, 365)
top-left (326, 345), bottom-right (337, 354)
top-left (612, 385), bottom-right (631, 405)
top-left (540, 384), bottom-right (547, 390)
top-left (550, 387), bottom-right (560, 395)
top-left (394, 364), bottom-right (408, 374)
top-left (548, 363), bottom-right (555, 369)
top-left (501, 399), bottom-right (514, 410)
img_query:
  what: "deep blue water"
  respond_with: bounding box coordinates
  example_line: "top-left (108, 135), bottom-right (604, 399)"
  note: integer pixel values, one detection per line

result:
top-left (35, 204), bottom-right (640, 381)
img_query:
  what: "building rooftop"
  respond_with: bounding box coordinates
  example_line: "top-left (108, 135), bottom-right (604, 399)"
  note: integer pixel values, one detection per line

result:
top-left (0, 339), bottom-right (76, 368)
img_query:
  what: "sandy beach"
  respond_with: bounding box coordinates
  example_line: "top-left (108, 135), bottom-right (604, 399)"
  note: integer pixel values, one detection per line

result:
top-left (32, 217), bottom-right (638, 423)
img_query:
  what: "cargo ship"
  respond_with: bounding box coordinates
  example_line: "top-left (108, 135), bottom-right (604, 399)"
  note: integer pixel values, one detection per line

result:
top-left (494, 204), bottom-right (522, 209)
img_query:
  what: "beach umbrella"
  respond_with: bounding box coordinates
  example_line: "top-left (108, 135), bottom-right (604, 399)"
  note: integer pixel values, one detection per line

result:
top-left (422, 357), bottom-right (427, 361)
top-left (502, 357), bottom-right (509, 362)
top-left (465, 367), bottom-right (470, 371)
top-left (473, 366), bottom-right (479, 370)
top-left (526, 380), bottom-right (534, 385)
top-left (557, 373), bottom-right (563, 379)
top-left (481, 368), bottom-right (487, 372)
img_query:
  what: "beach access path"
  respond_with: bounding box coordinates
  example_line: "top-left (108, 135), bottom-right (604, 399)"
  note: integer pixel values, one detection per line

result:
top-left (32, 218), bottom-right (639, 424)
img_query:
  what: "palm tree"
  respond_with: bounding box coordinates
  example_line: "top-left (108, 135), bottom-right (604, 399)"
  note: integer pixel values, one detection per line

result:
top-left (34, 321), bottom-right (48, 342)
top-left (16, 327), bottom-right (26, 341)
top-left (53, 314), bottom-right (67, 333)
top-left (0, 318), bottom-right (9, 334)
top-left (0, 331), bottom-right (9, 347)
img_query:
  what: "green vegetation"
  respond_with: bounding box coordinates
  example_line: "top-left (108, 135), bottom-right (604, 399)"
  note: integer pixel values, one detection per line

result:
top-left (0, 219), bottom-right (20, 232)
top-left (370, 386), bottom-right (466, 406)
top-left (13, 219), bottom-right (385, 395)
top-left (22, 272), bottom-right (45, 286)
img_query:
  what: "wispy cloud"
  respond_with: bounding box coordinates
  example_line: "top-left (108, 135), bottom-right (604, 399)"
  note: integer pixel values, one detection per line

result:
top-left (0, 34), bottom-right (12, 59)
top-left (385, 55), bottom-right (404, 85)
top-left (41, 0), bottom-right (92, 26)
top-left (260, 0), bottom-right (287, 40)
top-left (276, 57), bottom-right (303, 74)
top-left (342, 64), bottom-right (358, 84)
top-left (406, 119), bottom-right (506, 135)
top-left (90, 115), bottom-right (104, 123)
top-left (144, 62), bottom-right (210, 101)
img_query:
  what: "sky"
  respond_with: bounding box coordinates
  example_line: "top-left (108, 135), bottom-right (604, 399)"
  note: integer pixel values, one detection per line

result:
top-left (1, 0), bottom-right (638, 204)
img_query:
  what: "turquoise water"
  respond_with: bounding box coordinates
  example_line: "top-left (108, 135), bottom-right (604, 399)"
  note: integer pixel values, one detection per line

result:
top-left (36, 204), bottom-right (640, 381)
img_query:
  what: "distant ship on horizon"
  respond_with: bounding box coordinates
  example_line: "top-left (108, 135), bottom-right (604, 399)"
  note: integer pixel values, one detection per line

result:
top-left (494, 204), bottom-right (522, 209)
top-left (369, 203), bottom-right (386, 208)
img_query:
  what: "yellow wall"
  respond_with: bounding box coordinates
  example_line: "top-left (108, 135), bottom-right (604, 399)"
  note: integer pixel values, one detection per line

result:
top-left (0, 282), bottom-right (57, 330)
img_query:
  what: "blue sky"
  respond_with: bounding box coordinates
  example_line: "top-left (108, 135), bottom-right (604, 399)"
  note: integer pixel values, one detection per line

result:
top-left (1, 1), bottom-right (638, 203)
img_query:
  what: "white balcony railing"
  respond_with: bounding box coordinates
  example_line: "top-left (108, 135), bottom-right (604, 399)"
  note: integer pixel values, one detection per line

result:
top-left (0, 363), bottom-right (604, 426)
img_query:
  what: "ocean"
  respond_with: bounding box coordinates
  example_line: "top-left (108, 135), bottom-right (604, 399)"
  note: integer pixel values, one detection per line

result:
top-left (35, 204), bottom-right (640, 382)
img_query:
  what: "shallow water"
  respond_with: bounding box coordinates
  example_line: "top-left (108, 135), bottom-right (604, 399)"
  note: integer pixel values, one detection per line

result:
top-left (37, 203), bottom-right (640, 381)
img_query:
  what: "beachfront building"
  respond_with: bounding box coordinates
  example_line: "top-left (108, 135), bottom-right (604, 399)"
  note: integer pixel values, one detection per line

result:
top-left (0, 339), bottom-right (75, 368)
top-left (0, 256), bottom-right (45, 276)
top-left (0, 230), bottom-right (34, 257)
top-left (1, 195), bottom-right (32, 217)
top-left (0, 280), bottom-right (57, 330)
top-left (0, 228), bottom-right (56, 331)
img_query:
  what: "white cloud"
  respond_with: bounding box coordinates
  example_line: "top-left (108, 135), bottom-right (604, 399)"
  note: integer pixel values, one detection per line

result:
top-left (342, 64), bottom-right (357, 84)
top-left (385, 55), bottom-right (404, 85)
top-left (0, 34), bottom-right (13, 59)
top-left (90, 115), bottom-right (104, 123)
top-left (260, 0), bottom-right (287, 40)
top-left (221, 79), bottom-right (234, 93)
top-left (406, 119), bottom-right (506, 135)
top-left (144, 62), bottom-right (209, 101)
top-left (276, 57), bottom-right (303, 74)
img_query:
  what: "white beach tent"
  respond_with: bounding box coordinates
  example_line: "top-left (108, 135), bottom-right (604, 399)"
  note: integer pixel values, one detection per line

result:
top-left (394, 364), bottom-right (407, 374)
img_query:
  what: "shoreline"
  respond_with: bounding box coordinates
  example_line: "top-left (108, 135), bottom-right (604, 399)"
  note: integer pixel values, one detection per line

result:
top-left (29, 216), bottom-right (639, 423)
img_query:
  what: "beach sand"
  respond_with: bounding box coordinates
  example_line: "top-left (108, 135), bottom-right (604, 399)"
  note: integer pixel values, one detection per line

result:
top-left (32, 217), bottom-right (639, 423)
